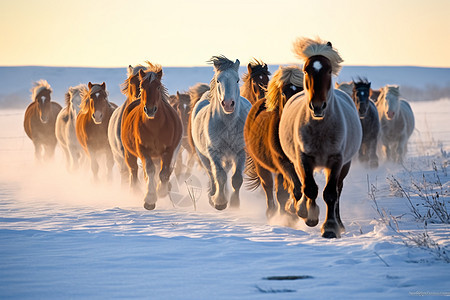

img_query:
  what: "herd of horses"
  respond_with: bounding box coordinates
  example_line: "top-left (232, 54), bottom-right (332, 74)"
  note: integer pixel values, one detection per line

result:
top-left (23, 37), bottom-right (415, 238)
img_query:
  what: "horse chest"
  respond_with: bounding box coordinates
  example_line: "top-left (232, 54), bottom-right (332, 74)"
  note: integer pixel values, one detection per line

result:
top-left (300, 121), bottom-right (343, 157)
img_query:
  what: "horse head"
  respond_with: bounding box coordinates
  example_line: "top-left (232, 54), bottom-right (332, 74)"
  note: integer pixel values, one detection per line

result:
top-left (67, 85), bottom-right (84, 115)
top-left (139, 68), bottom-right (163, 119)
top-left (176, 91), bottom-right (191, 127)
top-left (382, 85), bottom-right (401, 120)
top-left (210, 56), bottom-right (240, 114)
top-left (303, 54), bottom-right (333, 118)
top-left (125, 65), bottom-right (147, 101)
top-left (87, 82), bottom-right (109, 124)
top-left (248, 61), bottom-right (270, 99)
top-left (31, 80), bottom-right (53, 124)
top-left (353, 79), bottom-right (371, 119)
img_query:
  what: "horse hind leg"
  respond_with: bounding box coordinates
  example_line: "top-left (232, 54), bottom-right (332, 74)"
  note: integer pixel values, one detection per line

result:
top-left (229, 150), bottom-right (246, 209)
top-left (254, 163), bottom-right (276, 218)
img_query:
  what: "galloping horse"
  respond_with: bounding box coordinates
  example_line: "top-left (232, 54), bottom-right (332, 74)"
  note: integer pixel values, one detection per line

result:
top-left (190, 56), bottom-right (251, 210)
top-left (352, 78), bottom-right (380, 168)
top-left (55, 84), bottom-right (86, 171)
top-left (244, 65), bottom-right (304, 217)
top-left (24, 80), bottom-right (62, 162)
top-left (108, 64), bottom-right (147, 185)
top-left (279, 37), bottom-right (362, 238)
top-left (76, 82), bottom-right (117, 181)
top-left (121, 64), bottom-right (182, 210)
top-left (240, 59), bottom-right (271, 105)
top-left (376, 85), bottom-right (415, 163)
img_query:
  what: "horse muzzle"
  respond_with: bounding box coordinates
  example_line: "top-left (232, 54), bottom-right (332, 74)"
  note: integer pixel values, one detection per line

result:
top-left (144, 106), bottom-right (158, 118)
top-left (386, 111), bottom-right (395, 120)
top-left (221, 99), bottom-right (235, 114)
top-left (310, 101), bottom-right (327, 118)
top-left (40, 114), bottom-right (49, 124)
top-left (92, 112), bottom-right (103, 124)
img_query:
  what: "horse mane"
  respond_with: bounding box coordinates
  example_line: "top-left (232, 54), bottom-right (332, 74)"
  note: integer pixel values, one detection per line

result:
top-left (65, 84), bottom-right (87, 107)
top-left (384, 85), bottom-right (400, 98)
top-left (208, 55), bottom-right (239, 102)
top-left (189, 83), bottom-right (210, 108)
top-left (120, 64), bottom-right (147, 95)
top-left (335, 81), bottom-right (354, 96)
top-left (140, 62), bottom-right (171, 105)
top-left (31, 79), bottom-right (52, 101)
top-left (353, 77), bottom-right (371, 89)
top-left (266, 65), bottom-right (303, 112)
top-left (242, 58), bottom-right (271, 82)
top-left (292, 37), bottom-right (343, 75)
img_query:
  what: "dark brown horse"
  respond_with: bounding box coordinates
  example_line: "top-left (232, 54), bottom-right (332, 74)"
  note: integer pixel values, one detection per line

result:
top-left (24, 80), bottom-right (62, 161)
top-left (121, 65), bottom-right (182, 210)
top-left (244, 66), bottom-right (304, 217)
top-left (76, 82), bottom-right (117, 181)
top-left (240, 59), bottom-right (271, 104)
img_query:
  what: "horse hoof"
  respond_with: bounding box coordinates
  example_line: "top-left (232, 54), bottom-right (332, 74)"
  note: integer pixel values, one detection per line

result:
top-left (322, 231), bottom-right (338, 239)
top-left (305, 218), bottom-right (319, 227)
top-left (144, 202), bottom-right (156, 210)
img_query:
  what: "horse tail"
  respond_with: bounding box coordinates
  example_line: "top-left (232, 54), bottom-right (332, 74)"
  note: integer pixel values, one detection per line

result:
top-left (244, 154), bottom-right (261, 191)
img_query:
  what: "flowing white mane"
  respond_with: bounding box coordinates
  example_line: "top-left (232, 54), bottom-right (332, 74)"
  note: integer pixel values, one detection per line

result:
top-left (266, 65), bottom-right (303, 112)
top-left (292, 37), bottom-right (343, 76)
top-left (31, 79), bottom-right (52, 101)
top-left (384, 85), bottom-right (400, 98)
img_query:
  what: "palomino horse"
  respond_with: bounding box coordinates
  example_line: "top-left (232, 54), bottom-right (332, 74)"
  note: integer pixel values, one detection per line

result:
top-left (376, 85), bottom-right (415, 163)
top-left (24, 80), bottom-right (62, 161)
top-left (240, 59), bottom-right (271, 105)
top-left (190, 56), bottom-right (251, 210)
top-left (352, 78), bottom-right (380, 168)
top-left (76, 82), bottom-right (117, 181)
top-left (55, 84), bottom-right (86, 171)
top-left (244, 65), bottom-right (304, 217)
top-left (121, 65), bottom-right (182, 210)
top-left (279, 37), bottom-right (362, 238)
top-left (108, 64), bottom-right (147, 186)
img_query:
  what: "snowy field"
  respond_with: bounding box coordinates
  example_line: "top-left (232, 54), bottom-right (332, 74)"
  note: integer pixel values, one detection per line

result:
top-left (0, 66), bottom-right (449, 299)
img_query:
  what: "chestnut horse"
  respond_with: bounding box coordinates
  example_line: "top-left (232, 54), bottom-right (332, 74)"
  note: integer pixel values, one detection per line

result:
top-left (121, 65), bottom-right (182, 210)
top-left (244, 66), bottom-right (304, 217)
top-left (240, 59), bottom-right (271, 105)
top-left (279, 37), bottom-right (362, 238)
top-left (24, 80), bottom-right (62, 162)
top-left (76, 82), bottom-right (117, 181)
top-left (108, 64), bottom-right (147, 186)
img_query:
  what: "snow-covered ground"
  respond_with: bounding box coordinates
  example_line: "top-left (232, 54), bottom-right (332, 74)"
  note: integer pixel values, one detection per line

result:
top-left (0, 66), bottom-right (449, 299)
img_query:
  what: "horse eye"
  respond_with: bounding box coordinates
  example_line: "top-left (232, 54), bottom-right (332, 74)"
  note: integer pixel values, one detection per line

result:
top-left (237, 79), bottom-right (239, 83)
top-left (216, 80), bottom-right (219, 84)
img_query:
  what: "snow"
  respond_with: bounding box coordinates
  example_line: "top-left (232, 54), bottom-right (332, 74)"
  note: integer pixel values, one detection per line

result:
top-left (0, 66), bottom-right (449, 299)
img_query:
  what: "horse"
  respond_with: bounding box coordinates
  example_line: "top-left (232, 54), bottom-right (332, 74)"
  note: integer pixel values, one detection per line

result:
top-left (376, 85), bottom-right (415, 163)
top-left (370, 88), bottom-right (381, 103)
top-left (108, 64), bottom-right (147, 186)
top-left (190, 55), bottom-right (251, 210)
top-left (279, 37), bottom-right (362, 238)
top-left (55, 84), bottom-right (86, 171)
top-left (244, 65), bottom-right (304, 217)
top-left (121, 64), bottom-right (182, 210)
top-left (352, 78), bottom-right (380, 168)
top-left (24, 80), bottom-right (62, 162)
top-left (76, 82), bottom-right (117, 181)
top-left (240, 59), bottom-right (271, 105)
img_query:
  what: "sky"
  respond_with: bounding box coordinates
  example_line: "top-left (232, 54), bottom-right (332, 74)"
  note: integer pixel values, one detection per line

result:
top-left (0, 0), bottom-right (449, 68)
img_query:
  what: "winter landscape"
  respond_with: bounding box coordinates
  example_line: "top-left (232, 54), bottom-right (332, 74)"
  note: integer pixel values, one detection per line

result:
top-left (0, 65), bottom-right (449, 299)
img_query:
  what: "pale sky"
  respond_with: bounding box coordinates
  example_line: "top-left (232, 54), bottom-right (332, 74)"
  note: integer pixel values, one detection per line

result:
top-left (0, 0), bottom-right (449, 68)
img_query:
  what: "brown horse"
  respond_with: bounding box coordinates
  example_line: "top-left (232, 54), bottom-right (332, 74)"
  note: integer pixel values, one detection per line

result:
top-left (24, 80), bottom-right (62, 161)
top-left (244, 66), bottom-right (304, 217)
top-left (240, 59), bottom-right (271, 104)
top-left (76, 82), bottom-right (117, 181)
top-left (121, 64), bottom-right (182, 210)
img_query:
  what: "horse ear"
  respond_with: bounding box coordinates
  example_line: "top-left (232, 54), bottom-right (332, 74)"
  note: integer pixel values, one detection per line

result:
top-left (156, 70), bottom-right (163, 80)
top-left (88, 82), bottom-right (93, 90)
top-left (101, 82), bottom-right (106, 90)
top-left (247, 63), bottom-right (252, 74)
top-left (139, 69), bottom-right (145, 80)
top-left (327, 41), bottom-right (332, 48)
top-left (234, 59), bottom-right (240, 71)
top-left (263, 63), bottom-right (268, 71)
top-left (177, 91), bottom-right (180, 98)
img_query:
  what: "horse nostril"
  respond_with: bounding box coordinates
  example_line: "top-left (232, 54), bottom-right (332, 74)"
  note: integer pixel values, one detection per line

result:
top-left (230, 100), bottom-right (235, 107)
top-left (322, 102), bottom-right (327, 110)
top-left (144, 106), bottom-right (148, 114)
top-left (221, 100), bottom-right (225, 107)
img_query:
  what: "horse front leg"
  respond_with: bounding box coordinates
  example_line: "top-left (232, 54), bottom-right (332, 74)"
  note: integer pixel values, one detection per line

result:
top-left (322, 154), bottom-right (343, 238)
top-left (230, 150), bottom-right (246, 209)
top-left (254, 163), bottom-right (276, 218)
top-left (368, 139), bottom-right (379, 168)
top-left (105, 148), bottom-right (114, 182)
top-left (142, 156), bottom-right (157, 210)
top-left (88, 149), bottom-right (99, 182)
top-left (124, 151), bottom-right (140, 193)
top-left (296, 153), bottom-right (319, 227)
top-left (157, 149), bottom-right (176, 198)
top-left (210, 155), bottom-right (228, 210)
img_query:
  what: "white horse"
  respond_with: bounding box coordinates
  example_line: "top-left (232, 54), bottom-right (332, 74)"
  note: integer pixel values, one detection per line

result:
top-left (55, 84), bottom-right (86, 171)
top-left (107, 64), bottom-right (147, 186)
top-left (279, 37), bottom-right (362, 238)
top-left (376, 85), bottom-right (415, 163)
top-left (190, 55), bottom-right (251, 210)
